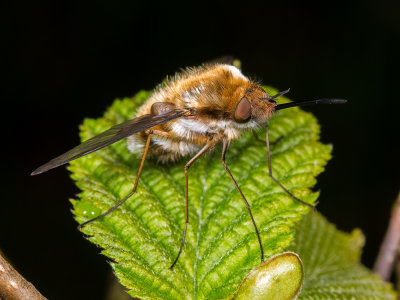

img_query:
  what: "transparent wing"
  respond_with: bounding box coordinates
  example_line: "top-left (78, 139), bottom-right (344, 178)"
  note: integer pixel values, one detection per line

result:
top-left (31, 109), bottom-right (187, 175)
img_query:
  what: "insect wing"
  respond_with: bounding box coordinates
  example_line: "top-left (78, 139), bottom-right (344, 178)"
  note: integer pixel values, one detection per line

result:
top-left (31, 109), bottom-right (187, 175)
top-left (206, 55), bottom-right (235, 65)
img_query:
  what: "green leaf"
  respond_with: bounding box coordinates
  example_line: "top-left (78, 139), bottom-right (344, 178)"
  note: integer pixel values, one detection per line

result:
top-left (291, 213), bottom-right (397, 299)
top-left (69, 87), bottom-right (331, 299)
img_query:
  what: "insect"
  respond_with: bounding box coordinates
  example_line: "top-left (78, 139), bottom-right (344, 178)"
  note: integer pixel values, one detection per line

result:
top-left (31, 63), bottom-right (347, 269)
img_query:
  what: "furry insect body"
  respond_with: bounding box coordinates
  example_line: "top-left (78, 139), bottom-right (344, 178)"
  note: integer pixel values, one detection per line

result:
top-left (128, 64), bottom-right (275, 163)
top-left (31, 62), bottom-right (347, 269)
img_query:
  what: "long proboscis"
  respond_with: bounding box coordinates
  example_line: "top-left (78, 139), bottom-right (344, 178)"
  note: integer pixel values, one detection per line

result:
top-left (276, 98), bottom-right (347, 110)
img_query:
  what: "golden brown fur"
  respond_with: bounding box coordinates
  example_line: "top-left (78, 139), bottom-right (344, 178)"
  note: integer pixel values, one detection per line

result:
top-left (127, 64), bottom-right (276, 163)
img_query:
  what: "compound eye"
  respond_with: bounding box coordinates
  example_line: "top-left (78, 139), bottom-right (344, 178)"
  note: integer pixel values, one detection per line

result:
top-left (234, 97), bottom-right (252, 123)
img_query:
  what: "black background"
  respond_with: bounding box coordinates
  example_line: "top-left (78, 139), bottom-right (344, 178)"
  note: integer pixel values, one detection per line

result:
top-left (2, 1), bottom-right (400, 299)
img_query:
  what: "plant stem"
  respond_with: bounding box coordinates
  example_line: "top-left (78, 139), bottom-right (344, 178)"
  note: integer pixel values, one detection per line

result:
top-left (0, 252), bottom-right (46, 300)
top-left (373, 191), bottom-right (400, 281)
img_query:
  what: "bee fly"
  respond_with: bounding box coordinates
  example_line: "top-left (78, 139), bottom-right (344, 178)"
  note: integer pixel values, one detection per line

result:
top-left (31, 63), bottom-right (347, 269)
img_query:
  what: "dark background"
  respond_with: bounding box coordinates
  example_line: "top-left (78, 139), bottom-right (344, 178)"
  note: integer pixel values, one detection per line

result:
top-left (2, 0), bottom-right (400, 299)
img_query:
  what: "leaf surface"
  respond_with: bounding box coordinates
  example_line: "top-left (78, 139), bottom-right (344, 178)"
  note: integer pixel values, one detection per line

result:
top-left (69, 88), bottom-right (331, 299)
top-left (292, 213), bottom-right (397, 299)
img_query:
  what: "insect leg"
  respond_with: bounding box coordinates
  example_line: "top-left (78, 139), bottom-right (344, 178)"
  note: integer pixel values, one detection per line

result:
top-left (78, 132), bottom-right (153, 230)
top-left (221, 140), bottom-right (264, 262)
top-left (170, 141), bottom-right (215, 270)
top-left (265, 124), bottom-right (315, 209)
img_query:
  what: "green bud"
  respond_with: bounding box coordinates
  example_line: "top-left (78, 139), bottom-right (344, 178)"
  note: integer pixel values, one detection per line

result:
top-left (234, 252), bottom-right (304, 300)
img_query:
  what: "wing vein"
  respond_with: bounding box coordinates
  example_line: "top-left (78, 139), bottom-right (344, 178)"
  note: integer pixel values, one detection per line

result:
top-left (31, 110), bottom-right (187, 175)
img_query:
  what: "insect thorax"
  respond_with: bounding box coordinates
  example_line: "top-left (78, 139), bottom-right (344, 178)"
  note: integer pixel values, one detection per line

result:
top-left (127, 64), bottom-right (263, 163)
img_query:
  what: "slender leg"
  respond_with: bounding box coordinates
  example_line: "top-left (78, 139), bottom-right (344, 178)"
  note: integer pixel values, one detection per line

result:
top-left (78, 132), bottom-right (154, 230)
top-left (221, 140), bottom-right (264, 262)
top-left (265, 124), bottom-right (315, 209)
top-left (169, 141), bottom-right (215, 269)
